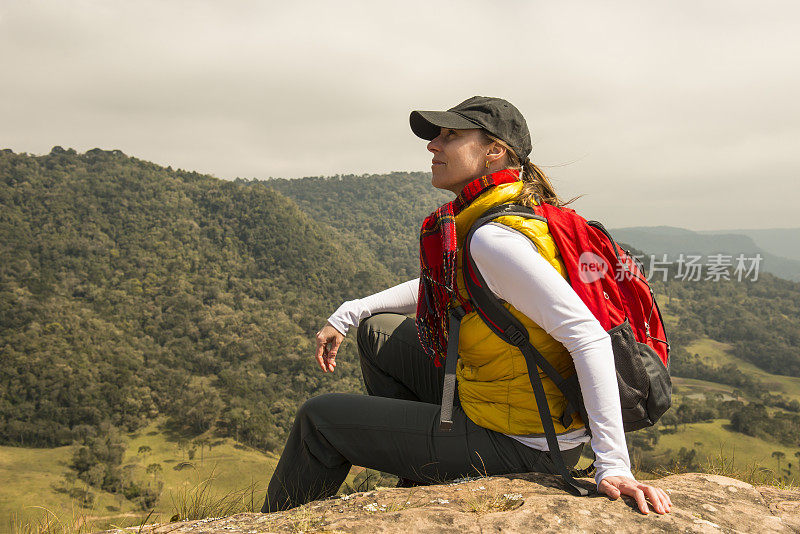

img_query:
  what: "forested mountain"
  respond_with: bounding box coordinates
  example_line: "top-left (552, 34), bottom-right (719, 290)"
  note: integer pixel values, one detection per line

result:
top-left (0, 148), bottom-right (397, 450)
top-left (267, 172), bottom-right (451, 280)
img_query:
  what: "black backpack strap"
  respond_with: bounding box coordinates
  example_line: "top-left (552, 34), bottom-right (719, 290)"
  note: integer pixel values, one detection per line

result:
top-left (519, 343), bottom-right (589, 496)
top-left (462, 203), bottom-right (593, 496)
top-left (439, 305), bottom-right (466, 431)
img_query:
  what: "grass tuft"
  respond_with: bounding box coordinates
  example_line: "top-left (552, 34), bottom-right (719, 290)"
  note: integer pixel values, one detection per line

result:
top-left (646, 443), bottom-right (800, 490)
top-left (9, 504), bottom-right (98, 534)
top-left (283, 506), bottom-right (320, 533)
top-left (461, 487), bottom-right (523, 515)
top-left (168, 464), bottom-right (259, 522)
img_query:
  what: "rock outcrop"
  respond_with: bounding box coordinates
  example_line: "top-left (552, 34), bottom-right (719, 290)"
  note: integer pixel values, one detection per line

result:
top-left (102, 472), bottom-right (800, 533)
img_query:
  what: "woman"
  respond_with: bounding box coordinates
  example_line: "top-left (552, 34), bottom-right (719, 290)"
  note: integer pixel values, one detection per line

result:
top-left (262, 96), bottom-right (672, 516)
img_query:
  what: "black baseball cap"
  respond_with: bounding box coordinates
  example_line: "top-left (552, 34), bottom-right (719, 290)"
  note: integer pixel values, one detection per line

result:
top-left (409, 96), bottom-right (532, 161)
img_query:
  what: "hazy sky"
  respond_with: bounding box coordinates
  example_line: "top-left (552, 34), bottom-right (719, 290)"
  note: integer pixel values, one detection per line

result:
top-left (2, 1), bottom-right (798, 230)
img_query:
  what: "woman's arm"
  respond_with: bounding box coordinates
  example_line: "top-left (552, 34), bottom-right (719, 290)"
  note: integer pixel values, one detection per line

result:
top-left (326, 278), bottom-right (419, 336)
top-left (315, 278), bottom-right (419, 373)
top-left (469, 222), bottom-right (670, 515)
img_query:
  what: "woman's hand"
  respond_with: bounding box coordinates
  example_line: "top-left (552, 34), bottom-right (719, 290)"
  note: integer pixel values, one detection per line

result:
top-left (315, 323), bottom-right (344, 373)
top-left (598, 475), bottom-right (672, 515)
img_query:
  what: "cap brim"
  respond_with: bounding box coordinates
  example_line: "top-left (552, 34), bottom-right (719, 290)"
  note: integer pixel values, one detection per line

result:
top-left (409, 110), bottom-right (482, 140)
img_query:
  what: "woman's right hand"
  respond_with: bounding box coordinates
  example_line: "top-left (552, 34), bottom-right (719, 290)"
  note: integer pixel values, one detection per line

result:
top-left (315, 323), bottom-right (344, 373)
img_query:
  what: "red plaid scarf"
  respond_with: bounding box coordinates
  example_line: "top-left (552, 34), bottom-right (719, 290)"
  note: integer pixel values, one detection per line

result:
top-left (416, 168), bottom-right (521, 366)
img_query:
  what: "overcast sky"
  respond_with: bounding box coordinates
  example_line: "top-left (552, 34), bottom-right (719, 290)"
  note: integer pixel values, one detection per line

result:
top-left (1, 0), bottom-right (798, 230)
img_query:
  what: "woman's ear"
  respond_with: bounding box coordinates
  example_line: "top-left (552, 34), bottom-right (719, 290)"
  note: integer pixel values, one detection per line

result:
top-left (486, 142), bottom-right (507, 164)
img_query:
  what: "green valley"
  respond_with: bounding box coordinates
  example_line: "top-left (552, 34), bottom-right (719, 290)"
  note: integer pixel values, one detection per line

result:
top-left (1, 418), bottom-right (277, 532)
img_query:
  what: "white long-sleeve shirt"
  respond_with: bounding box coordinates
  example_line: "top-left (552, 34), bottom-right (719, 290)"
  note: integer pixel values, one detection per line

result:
top-left (327, 222), bottom-right (633, 486)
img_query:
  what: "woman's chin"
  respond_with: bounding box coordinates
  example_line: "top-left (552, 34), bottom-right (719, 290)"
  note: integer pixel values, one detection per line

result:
top-left (431, 180), bottom-right (452, 193)
top-left (430, 172), bottom-right (446, 190)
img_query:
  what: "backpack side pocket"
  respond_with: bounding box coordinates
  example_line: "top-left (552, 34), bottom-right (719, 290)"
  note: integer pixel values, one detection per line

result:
top-left (638, 341), bottom-right (672, 424)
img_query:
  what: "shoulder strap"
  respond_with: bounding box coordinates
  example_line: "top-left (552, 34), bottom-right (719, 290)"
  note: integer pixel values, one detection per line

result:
top-left (461, 203), bottom-right (593, 496)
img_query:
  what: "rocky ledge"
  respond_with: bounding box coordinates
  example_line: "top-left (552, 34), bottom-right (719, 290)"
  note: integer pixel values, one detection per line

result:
top-left (101, 472), bottom-right (800, 533)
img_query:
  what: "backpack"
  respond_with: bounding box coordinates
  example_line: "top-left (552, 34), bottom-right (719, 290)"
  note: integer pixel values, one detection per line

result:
top-left (438, 202), bottom-right (672, 497)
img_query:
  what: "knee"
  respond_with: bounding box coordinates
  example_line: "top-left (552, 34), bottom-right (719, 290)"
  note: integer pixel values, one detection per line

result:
top-left (357, 313), bottom-right (385, 340)
top-left (295, 393), bottom-right (345, 425)
top-left (357, 313), bottom-right (401, 357)
top-left (298, 393), bottom-right (336, 417)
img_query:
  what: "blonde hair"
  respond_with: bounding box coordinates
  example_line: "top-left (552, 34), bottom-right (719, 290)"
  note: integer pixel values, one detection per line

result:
top-left (481, 131), bottom-right (583, 208)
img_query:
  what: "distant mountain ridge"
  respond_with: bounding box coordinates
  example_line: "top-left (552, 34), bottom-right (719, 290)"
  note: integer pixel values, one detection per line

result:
top-left (608, 225), bottom-right (800, 282)
top-left (697, 227), bottom-right (800, 263)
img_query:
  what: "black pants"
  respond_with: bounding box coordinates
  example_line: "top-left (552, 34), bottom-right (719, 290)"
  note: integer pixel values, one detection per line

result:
top-left (262, 312), bottom-right (583, 512)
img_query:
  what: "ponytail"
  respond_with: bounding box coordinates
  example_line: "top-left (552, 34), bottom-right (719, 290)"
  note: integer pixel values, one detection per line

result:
top-left (481, 131), bottom-right (583, 208)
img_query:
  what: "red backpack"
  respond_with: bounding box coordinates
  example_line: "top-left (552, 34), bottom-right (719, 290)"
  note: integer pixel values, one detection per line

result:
top-left (438, 202), bottom-right (672, 496)
top-left (536, 201), bottom-right (670, 369)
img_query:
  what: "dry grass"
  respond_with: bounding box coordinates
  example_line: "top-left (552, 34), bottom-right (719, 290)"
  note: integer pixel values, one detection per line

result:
top-left (9, 506), bottom-right (92, 534)
top-left (354, 487), bottom-right (429, 514)
top-left (454, 451), bottom-right (524, 514)
top-left (461, 489), bottom-right (524, 515)
top-left (646, 444), bottom-right (799, 491)
top-left (9, 505), bottom-right (154, 534)
top-left (701, 446), bottom-right (798, 490)
top-left (282, 505), bottom-right (321, 533)
top-left (168, 465), bottom-right (259, 522)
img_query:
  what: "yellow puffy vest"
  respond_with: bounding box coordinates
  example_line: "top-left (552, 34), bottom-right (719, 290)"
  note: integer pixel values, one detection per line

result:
top-left (452, 181), bottom-right (585, 436)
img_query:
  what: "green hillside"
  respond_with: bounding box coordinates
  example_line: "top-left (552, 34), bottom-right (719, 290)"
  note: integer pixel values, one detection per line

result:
top-left (1, 147), bottom-right (401, 450)
top-left (1, 419), bottom-right (277, 532)
top-left (648, 256), bottom-right (800, 379)
top-left (0, 150), bottom-right (452, 530)
top-left (643, 418), bottom-right (800, 483)
top-left (266, 172), bottom-right (451, 280)
top-left (684, 338), bottom-right (800, 402)
top-left (631, 316), bottom-right (800, 485)
top-left (634, 368), bottom-right (800, 486)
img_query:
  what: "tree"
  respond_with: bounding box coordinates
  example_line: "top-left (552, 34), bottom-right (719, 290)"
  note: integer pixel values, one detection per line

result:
top-left (660, 411), bottom-right (679, 433)
top-left (146, 463), bottom-right (162, 483)
top-left (177, 439), bottom-right (187, 460)
top-left (194, 437), bottom-right (209, 463)
top-left (772, 451), bottom-right (786, 473)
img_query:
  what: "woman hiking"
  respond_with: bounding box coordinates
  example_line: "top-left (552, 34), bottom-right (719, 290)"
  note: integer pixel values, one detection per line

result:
top-left (261, 96), bottom-right (672, 516)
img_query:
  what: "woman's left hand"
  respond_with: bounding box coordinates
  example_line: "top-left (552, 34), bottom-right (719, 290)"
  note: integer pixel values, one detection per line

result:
top-left (598, 475), bottom-right (672, 515)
